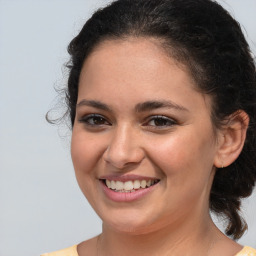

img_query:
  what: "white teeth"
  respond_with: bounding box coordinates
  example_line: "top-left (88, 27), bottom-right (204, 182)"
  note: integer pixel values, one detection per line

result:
top-left (124, 181), bottom-right (133, 190)
top-left (106, 180), bottom-right (111, 188)
top-left (110, 180), bottom-right (116, 190)
top-left (133, 180), bottom-right (141, 189)
top-left (115, 181), bottom-right (124, 190)
top-left (141, 180), bottom-right (147, 188)
top-left (105, 179), bottom-right (158, 191)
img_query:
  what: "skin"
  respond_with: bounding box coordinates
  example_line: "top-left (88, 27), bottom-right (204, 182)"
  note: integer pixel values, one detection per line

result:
top-left (71, 38), bottom-right (247, 256)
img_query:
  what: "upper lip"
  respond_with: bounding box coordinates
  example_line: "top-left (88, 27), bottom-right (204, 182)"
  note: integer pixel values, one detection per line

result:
top-left (99, 174), bottom-right (160, 182)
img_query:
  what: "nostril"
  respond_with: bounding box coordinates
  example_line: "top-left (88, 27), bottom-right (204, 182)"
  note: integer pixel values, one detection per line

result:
top-left (103, 149), bottom-right (145, 170)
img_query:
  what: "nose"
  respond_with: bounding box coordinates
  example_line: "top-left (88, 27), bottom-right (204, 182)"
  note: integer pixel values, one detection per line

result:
top-left (103, 124), bottom-right (145, 170)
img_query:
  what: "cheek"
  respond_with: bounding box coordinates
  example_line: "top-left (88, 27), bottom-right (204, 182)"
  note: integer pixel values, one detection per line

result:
top-left (71, 131), bottom-right (105, 207)
top-left (146, 128), bottom-right (216, 183)
top-left (71, 130), bottom-right (104, 178)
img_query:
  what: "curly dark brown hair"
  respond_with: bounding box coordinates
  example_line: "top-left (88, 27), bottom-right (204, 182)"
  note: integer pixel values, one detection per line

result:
top-left (54, 0), bottom-right (256, 239)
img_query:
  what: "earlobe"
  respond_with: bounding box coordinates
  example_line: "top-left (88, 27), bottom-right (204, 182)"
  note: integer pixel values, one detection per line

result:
top-left (214, 110), bottom-right (249, 168)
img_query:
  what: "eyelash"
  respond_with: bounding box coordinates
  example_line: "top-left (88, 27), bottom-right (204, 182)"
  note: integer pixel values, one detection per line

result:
top-left (78, 114), bottom-right (111, 127)
top-left (78, 114), bottom-right (177, 129)
top-left (144, 115), bottom-right (177, 128)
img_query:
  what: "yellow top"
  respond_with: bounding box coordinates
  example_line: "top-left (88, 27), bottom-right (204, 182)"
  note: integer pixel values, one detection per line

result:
top-left (41, 245), bottom-right (78, 256)
top-left (41, 245), bottom-right (256, 256)
top-left (235, 246), bottom-right (256, 256)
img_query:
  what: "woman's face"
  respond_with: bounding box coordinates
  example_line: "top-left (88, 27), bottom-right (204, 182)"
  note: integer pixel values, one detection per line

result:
top-left (71, 38), bottom-right (220, 234)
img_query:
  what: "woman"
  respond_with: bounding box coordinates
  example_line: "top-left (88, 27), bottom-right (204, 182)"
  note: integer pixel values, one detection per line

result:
top-left (42, 0), bottom-right (256, 255)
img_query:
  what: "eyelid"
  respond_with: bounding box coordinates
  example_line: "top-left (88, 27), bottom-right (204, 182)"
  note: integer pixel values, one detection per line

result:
top-left (78, 113), bottom-right (111, 126)
top-left (143, 115), bottom-right (177, 127)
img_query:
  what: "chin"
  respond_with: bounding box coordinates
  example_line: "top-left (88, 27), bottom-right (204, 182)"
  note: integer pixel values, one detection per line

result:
top-left (101, 211), bottom-right (162, 235)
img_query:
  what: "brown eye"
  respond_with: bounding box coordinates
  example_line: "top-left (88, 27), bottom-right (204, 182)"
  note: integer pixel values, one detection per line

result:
top-left (146, 116), bottom-right (176, 127)
top-left (79, 114), bottom-right (111, 126)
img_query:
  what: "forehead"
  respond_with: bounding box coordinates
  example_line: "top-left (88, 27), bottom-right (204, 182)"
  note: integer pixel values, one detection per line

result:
top-left (80, 38), bottom-right (191, 88)
top-left (83, 37), bottom-right (190, 78)
top-left (78, 38), bottom-right (211, 112)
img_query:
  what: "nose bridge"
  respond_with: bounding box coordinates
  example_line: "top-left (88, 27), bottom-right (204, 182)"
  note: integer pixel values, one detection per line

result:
top-left (103, 123), bottom-right (144, 169)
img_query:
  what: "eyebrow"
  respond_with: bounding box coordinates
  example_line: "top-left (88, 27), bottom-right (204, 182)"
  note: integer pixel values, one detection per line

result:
top-left (76, 99), bottom-right (188, 112)
top-left (76, 100), bottom-right (112, 111)
top-left (135, 100), bottom-right (189, 112)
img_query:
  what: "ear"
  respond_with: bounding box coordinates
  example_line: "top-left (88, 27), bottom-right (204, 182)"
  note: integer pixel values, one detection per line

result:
top-left (214, 110), bottom-right (249, 168)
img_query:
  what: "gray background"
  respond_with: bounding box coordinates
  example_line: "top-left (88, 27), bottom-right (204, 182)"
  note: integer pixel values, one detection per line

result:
top-left (0, 0), bottom-right (255, 255)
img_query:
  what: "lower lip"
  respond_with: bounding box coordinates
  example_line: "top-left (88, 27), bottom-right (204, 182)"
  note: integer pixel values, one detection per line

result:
top-left (100, 181), bottom-right (158, 202)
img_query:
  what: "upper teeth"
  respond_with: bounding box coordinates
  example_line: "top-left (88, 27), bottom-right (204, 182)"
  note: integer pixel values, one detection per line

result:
top-left (105, 179), bottom-right (158, 191)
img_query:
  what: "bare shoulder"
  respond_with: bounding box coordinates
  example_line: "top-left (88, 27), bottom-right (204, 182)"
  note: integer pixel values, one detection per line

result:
top-left (77, 236), bottom-right (99, 256)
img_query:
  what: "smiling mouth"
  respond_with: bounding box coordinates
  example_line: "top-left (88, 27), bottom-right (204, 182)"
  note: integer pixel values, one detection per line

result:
top-left (101, 179), bottom-right (160, 193)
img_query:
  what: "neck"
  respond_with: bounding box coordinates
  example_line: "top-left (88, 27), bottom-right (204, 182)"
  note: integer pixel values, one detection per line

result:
top-left (97, 212), bottom-right (220, 256)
